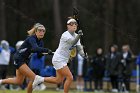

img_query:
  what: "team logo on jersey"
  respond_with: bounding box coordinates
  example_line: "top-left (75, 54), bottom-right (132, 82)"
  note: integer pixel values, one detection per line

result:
top-left (14, 61), bottom-right (17, 66)
top-left (19, 48), bottom-right (27, 53)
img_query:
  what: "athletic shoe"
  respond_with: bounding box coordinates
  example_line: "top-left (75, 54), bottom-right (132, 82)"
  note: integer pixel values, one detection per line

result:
top-left (112, 89), bottom-right (118, 92)
top-left (94, 90), bottom-right (99, 93)
top-left (0, 79), bottom-right (2, 85)
top-left (33, 86), bottom-right (40, 91)
top-left (125, 90), bottom-right (129, 93)
top-left (40, 83), bottom-right (46, 90)
top-left (32, 75), bottom-right (44, 89)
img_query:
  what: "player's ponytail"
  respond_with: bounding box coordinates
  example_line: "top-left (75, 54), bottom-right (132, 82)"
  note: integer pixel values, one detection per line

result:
top-left (27, 27), bottom-right (36, 36)
top-left (27, 23), bottom-right (44, 36)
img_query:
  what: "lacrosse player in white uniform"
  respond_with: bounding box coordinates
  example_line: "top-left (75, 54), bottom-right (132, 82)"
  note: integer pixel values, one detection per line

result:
top-left (43, 18), bottom-right (86, 93)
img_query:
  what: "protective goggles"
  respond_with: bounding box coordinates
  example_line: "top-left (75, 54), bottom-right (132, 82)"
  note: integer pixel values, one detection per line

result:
top-left (36, 26), bottom-right (46, 33)
top-left (67, 22), bottom-right (78, 26)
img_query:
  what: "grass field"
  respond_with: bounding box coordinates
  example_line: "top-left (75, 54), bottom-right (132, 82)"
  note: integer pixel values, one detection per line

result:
top-left (0, 90), bottom-right (136, 93)
top-left (0, 90), bottom-right (93, 93)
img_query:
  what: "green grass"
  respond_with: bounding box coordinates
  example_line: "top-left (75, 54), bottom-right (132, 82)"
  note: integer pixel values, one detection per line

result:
top-left (0, 90), bottom-right (93, 93)
top-left (0, 90), bottom-right (136, 93)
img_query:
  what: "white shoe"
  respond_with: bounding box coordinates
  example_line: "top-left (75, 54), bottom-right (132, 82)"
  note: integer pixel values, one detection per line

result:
top-left (76, 85), bottom-right (80, 90)
top-left (79, 86), bottom-right (83, 91)
top-left (94, 90), bottom-right (99, 93)
top-left (0, 79), bottom-right (2, 85)
top-left (10, 84), bottom-right (21, 91)
top-left (56, 88), bottom-right (60, 91)
top-left (125, 90), bottom-right (129, 93)
top-left (32, 75), bottom-right (44, 89)
top-left (33, 86), bottom-right (40, 91)
top-left (40, 83), bottom-right (46, 90)
top-left (99, 90), bottom-right (104, 93)
top-left (1, 85), bottom-right (7, 90)
top-left (112, 89), bottom-right (118, 92)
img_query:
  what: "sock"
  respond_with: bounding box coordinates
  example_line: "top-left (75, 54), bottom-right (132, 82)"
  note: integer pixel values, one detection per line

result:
top-left (36, 75), bottom-right (44, 82)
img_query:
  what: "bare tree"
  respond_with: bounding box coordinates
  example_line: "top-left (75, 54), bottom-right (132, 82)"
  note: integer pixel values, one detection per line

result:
top-left (73, 0), bottom-right (77, 7)
top-left (104, 0), bottom-right (115, 53)
top-left (53, 0), bottom-right (62, 48)
top-left (0, 0), bottom-right (6, 40)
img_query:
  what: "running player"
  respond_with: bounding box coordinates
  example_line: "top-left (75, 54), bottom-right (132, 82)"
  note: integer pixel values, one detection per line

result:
top-left (0, 23), bottom-right (52, 91)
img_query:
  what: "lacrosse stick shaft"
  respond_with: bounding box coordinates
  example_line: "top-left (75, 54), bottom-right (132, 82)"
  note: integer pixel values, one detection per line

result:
top-left (42, 52), bottom-right (54, 55)
top-left (137, 64), bottom-right (140, 93)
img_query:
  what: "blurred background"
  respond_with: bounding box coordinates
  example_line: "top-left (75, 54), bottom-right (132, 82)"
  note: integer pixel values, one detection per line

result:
top-left (0, 0), bottom-right (140, 92)
top-left (0, 0), bottom-right (140, 54)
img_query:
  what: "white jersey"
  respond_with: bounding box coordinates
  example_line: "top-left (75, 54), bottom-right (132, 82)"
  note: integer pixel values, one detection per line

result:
top-left (52, 31), bottom-right (81, 65)
top-left (0, 49), bottom-right (11, 65)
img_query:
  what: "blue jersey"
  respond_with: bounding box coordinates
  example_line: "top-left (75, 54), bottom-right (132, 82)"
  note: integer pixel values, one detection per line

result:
top-left (14, 35), bottom-right (49, 62)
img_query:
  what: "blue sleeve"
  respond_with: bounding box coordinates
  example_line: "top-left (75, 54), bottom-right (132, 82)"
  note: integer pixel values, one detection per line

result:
top-left (9, 46), bottom-right (16, 53)
top-left (0, 47), bottom-right (2, 53)
top-left (136, 55), bottom-right (140, 65)
top-left (28, 37), bottom-right (49, 53)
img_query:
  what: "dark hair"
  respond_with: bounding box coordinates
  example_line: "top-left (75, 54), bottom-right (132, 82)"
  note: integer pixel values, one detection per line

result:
top-left (109, 44), bottom-right (118, 53)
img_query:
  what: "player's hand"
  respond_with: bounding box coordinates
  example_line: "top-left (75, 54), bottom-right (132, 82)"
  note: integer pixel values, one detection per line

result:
top-left (84, 55), bottom-right (88, 60)
top-left (48, 49), bottom-right (54, 55)
top-left (78, 30), bottom-right (83, 36)
top-left (84, 53), bottom-right (89, 61)
top-left (121, 59), bottom-right (126, 63)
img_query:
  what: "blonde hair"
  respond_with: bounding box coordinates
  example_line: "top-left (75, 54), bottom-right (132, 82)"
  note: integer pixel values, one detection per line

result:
top-left (27, 23), bottom-right (45, 36)
top-left (27, 27), bottom-right (36, 36)
top-left (122, 44), bottom-right (131, 52)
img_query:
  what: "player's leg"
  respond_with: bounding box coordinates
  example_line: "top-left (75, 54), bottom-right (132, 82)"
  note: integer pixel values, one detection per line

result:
top-left (18, 64), bottom-right (44, 89)
top-left (0, 63), bottom-right (44, 89)
top-left (18, 64), bottom-right (36, 80)
top-left (44, 66), bottom-right (73, 93)
top-left (0, 69), bottom-right (25, 85)
top-left (44, 71), bottom-right (64, 84)
top-left (27, 69), bottom-right (40, 93)
top-left (27, 81), bottom-right (33, 93)
top-left (61, 66), bottom-right (73, 93)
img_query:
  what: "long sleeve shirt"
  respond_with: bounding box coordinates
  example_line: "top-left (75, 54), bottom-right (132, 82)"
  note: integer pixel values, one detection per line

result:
top-left (52, 31), bottom-right (81, 62)
top-left (14, 35), bottom-right (49, 62)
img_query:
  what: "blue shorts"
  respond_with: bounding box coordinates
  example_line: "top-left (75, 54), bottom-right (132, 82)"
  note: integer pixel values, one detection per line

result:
top-left (14, 59), bottom-right (28, 69)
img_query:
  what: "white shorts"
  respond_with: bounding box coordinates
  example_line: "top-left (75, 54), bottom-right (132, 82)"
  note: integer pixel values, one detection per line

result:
top-left (52, 60), bottom-right (67, 70)
top-left (52, 52), bottom-right (69, 70)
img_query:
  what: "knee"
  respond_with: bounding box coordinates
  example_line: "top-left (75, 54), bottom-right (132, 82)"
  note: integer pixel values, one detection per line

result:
top-left (16, 79), bottom-right (23, 85)
top-left (56, 78), bottom-right (63, 84)
top-left (67, 75), bottom-right (73, 81)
